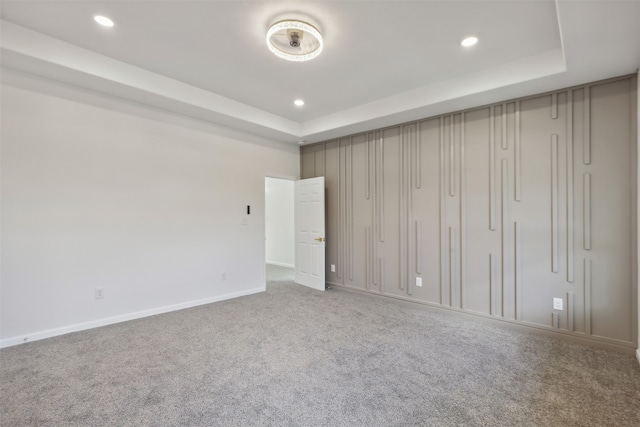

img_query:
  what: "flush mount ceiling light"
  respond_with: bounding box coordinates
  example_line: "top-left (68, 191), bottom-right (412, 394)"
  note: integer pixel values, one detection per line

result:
top-left (94, 15), bottom-right (114, 27)
top-left (266, 20), bottom-right (323, 62)
top-left (294, 99), bottom-right (305, 106)
top-left (461, 36), bottom-right (478, 47)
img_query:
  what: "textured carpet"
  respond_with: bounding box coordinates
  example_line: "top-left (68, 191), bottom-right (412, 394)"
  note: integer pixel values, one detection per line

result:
top-left (1, 265), bottom-right (639, 426)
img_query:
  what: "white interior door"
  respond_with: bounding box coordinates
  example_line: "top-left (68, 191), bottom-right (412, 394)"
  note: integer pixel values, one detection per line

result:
top-left (294, 177), bottom-right (325, 291)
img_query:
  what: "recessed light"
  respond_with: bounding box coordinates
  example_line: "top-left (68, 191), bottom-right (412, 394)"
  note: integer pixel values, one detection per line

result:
top-left (461, 36), bottom-right (478, 47)
top-left (94, 15), bottom-right (114, 27)
top-left (294, 99), bottom-right (305, 107)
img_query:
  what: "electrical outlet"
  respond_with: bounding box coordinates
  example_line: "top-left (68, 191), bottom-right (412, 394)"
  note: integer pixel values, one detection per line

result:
top-left (416, 277), bottom-right (423, 287)
top-left (95, 288), bottom-right (104, 300)
top-left (221, 272), bottom-right (227, 281)
top-left (553, 297), bottom-right (563, 310)
top-left (331, 264), bottom-right (336, 273)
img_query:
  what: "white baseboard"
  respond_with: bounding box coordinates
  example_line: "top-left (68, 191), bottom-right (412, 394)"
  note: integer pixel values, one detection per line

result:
top-left (0, 287), bottom-right (265, 349)
top-left (266, 261), bottom-right (295, 268)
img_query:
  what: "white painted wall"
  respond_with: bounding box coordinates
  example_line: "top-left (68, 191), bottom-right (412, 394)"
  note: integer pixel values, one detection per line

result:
top-left (265, 178), bottom-right (294, 267)
top-left (637, 69), bottom-right (640, 366)
top-left (0, 70), bottom-right (299, 347)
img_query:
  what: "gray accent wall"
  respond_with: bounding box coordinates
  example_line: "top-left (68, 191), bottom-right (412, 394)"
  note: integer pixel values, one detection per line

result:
top-left (302, 75), bottom-right (638, 351)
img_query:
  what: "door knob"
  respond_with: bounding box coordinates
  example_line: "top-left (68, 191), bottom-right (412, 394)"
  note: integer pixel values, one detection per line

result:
top-left (315, 237), bottom-right (325, 242)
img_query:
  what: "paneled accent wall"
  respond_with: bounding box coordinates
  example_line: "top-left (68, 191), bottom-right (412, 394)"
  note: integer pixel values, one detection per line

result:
top-left (301, 76), bottom-right (638, 350)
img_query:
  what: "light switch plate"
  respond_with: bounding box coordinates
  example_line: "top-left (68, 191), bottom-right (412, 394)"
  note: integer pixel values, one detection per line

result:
top-left (553, 297), bottom-right (563, 310)
top-left (331, 264), bottom-right (336, 272)
top-left (416, 277), bottom-right (422, 287)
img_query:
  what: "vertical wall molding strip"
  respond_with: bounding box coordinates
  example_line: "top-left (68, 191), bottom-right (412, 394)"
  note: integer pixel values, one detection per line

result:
top-left (515, 101), bottom-right (522, 201)
top-left (372, 226), bottom-right (377, 288)
top-left (378, 134), bottom-right (385, 242)
top-left (449, 115), bottom-right (455, 196)
top-left (460, 115), bottom-right (466, 310)
top-left (514, 221), bottom-right (521, 320)
top-left (567, 91), bottom-right (575, 282)
top-left (551, 134), bottom-right (559, 273)
top-left (439, 117), bottom-right (446, 305)
top-left (568, 292), bottom-right (575, 332)
top-left (502, 103), bottom-right (508, 150)
top-left (371, 227), bottom-right (375, 288)
top-left (584, 86), bottom-right (591, 165)
top-left (317, 142), bottom-right (324, 178)
top-left (583, 172), bottom-right (592, 250)
top-left (416, 221), bottom-right (422, 275)
top-left (490, 253), bottom-right (496, 315)
top-left (407, 126), bottom-right (412, 189)
top-left (343, 141), bottom-right (348, 280)
top-left (366, 134), bottom-right (371, 200)
top-left (403, 124), bottom-right (418, 295)
top-left (365, 226), bottom-right (370, 289)
top-left (501, 159), bottom-right (508, 317)
top-left (373, 133), bottom-right (379, 287)
top-left (490, 106), bottom-right (496, 230)
top-left (349, 140), bottom-right (354, 281)
top-left (416, 123), bottom-right (422, 189)
top-left (338, 141), bottom-right (342, 280)
top-left (338, 142), bottom-right (343, 280)
top-left (408, 126), bottom-right (413, 189)
top-left (380, 135), bottom-right (385, 243)
top-left (584, 258), bottom-right (592, 335)
top-left (551, 93), bottom-right (558, 119)
top-left (343, 140), bottom-right (348, 280)
top-left (449, 227), bottom-right (455, 307)
top-left (400, 129), bottom-right (406, 291)
top-left (410, 126), bottom-right (415, 296)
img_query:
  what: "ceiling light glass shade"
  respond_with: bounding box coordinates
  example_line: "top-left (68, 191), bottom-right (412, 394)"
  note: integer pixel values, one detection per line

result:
top-left (266, 20), bottom-right (323, 62)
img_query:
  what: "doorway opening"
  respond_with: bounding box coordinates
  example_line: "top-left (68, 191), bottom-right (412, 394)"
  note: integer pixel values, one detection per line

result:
top-left (265, 177), bottom-right (295, 284)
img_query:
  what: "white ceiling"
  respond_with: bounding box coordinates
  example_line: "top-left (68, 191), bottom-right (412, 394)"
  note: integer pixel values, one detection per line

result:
top-left (1, 1), bottom-right (639, 144)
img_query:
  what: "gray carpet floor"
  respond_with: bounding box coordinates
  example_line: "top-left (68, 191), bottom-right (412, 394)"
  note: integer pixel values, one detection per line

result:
top-left (1, 264), bottom-right (639, 426)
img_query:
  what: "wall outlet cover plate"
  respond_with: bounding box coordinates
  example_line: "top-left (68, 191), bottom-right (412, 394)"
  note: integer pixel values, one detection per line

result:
top-left (553, 297), bottom-right (563, 310)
